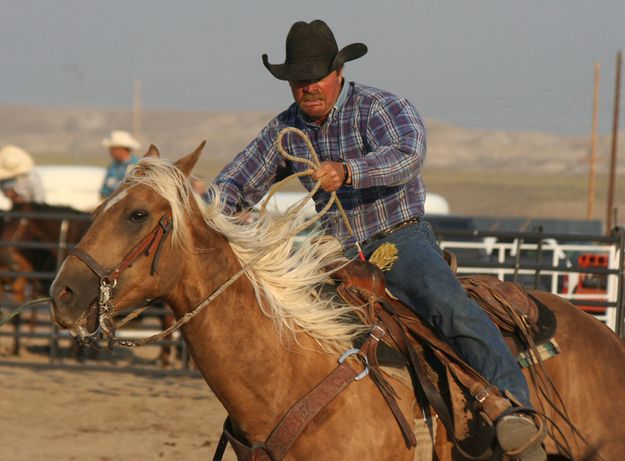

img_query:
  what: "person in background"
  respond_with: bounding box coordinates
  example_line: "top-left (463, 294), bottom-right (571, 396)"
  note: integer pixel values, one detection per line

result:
top-left (213, 19), bottom-right (546, 461)
top-left (100, 130), bottom-right (140, 199)
top-left (0, 145), bottom-right (45, 205)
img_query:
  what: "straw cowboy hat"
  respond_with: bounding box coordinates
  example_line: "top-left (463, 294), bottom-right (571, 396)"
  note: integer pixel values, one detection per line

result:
top-left (262, 19), bottom-right (367, 81)
top-left (101, 130), bottom-right (140, 150)
top-left (0, 145), bottom-right (35, 180)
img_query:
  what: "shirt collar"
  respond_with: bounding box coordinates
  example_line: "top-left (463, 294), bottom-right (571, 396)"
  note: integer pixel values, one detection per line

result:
top-left (333, 79), bottom-right (350, 113)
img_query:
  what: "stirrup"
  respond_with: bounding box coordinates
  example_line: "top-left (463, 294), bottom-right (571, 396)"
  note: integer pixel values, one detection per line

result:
top-left (494, 407), bottom-right (547, 459)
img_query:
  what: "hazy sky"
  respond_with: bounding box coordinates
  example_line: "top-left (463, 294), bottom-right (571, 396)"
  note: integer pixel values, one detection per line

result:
top-left (2, 0), bottom-right (624, 134)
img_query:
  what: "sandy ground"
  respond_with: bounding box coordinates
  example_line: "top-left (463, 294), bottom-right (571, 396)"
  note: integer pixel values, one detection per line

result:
top-left (0, 344), bottom-right (236, 461)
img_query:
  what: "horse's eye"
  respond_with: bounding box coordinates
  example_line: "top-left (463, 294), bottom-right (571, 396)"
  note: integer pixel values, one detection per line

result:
top-left (129, 210), bottom-right (149, 222)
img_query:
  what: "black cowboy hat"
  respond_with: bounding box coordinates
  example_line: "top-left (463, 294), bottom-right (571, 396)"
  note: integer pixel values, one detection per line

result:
top-left (262, 20), bottom-right (367, 81)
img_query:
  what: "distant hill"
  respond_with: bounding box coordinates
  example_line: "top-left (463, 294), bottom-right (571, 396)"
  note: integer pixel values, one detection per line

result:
top-left (0, 104), bottom-right (622, 177)
top-left (0, 104), bottom-right (271, 172)
top-left (0, 104), bottom-right (622, 222)
top-left (426, 121), bottom-right (621, 174)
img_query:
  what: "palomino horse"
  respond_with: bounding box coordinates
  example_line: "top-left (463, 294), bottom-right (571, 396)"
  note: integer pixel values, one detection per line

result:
top-left (50, 144), bottom-right (625, 460)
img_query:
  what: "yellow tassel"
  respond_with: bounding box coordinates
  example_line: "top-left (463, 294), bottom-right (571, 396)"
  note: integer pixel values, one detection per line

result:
top-left (368, 242), bottom-right (398, 272)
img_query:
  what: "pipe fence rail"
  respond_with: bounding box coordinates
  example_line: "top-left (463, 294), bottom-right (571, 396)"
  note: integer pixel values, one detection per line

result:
top-left (1, 208), bottom-right (623, 374)
top-left (435, 225), bottom-right (625, 335)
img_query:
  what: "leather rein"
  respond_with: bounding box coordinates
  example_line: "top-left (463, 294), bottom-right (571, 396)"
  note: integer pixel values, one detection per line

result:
top-left (68, 211), bottom-right (173, 346)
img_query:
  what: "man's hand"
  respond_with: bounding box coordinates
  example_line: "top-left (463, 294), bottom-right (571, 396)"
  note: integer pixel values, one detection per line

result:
top-left (312, 161), bottom-right (347, 192)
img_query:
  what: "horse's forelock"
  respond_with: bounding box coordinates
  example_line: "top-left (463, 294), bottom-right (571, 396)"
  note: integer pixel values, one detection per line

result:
top-left (125, 157), bottom-right (198, 251)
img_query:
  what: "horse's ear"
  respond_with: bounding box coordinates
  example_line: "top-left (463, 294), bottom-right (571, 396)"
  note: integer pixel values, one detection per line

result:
top-left (174, 141), bottom-right (206, 177)
top-left (144, 145), bottom-right (160, 158)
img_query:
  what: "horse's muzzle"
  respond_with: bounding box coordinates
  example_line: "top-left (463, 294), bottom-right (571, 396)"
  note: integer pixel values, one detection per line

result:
top-left (50, 295), bottom-right (100, 336)
top-left (50, 265), bottom-right (100, 335)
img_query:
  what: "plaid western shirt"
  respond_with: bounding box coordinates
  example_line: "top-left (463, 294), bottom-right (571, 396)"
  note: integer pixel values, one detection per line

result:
top-left (215, 82), bottom-right (427, 248)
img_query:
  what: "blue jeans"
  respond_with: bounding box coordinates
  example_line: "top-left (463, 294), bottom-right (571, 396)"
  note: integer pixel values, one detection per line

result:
top-left (347, 220), bottom-right (531, 407)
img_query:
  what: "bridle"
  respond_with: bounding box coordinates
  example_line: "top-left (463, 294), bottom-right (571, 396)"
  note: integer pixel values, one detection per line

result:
top-left (68, 211), bottom-right (173, 345)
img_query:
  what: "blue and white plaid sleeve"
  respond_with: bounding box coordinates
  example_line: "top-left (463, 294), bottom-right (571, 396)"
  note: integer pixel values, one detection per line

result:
top-left (345, 98), bottom-right (426, 190)
top-left (214, 119), bottom-right (283, 214)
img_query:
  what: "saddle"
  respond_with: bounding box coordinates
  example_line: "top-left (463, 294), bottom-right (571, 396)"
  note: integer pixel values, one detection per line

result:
top-left (333, 258), bottom-right (556, 360)
top-left (331, 259), bottom-right (555, 456)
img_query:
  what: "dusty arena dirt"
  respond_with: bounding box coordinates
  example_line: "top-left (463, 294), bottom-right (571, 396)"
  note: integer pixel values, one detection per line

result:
top-left (0, 358), bottom-right (236, 461)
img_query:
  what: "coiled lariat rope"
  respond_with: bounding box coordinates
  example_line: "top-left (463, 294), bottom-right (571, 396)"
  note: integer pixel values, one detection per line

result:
top-left (261, 127), bottom-right (356, 238)
top-left (26, 127), bottom-right (360, 349)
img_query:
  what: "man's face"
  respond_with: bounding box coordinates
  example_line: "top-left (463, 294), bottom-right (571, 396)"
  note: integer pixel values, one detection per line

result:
top-left (109, 146), bottom-right (132, 162)
top-left (289, 69), bottom-right (343, 124)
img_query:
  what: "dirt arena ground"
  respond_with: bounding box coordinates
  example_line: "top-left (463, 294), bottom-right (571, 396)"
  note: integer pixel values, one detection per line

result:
top-left (0, 343), bottom-right (236, 461)
top-left (0, 320), bottom-right (236, 461)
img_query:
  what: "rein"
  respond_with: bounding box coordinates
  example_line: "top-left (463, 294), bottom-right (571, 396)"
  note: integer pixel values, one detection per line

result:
top-left (0, 297), bottom-right (50, 327)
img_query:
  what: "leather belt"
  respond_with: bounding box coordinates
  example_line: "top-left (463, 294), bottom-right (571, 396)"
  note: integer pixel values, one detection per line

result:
top-left (360, 216), bottom-right (421, 247)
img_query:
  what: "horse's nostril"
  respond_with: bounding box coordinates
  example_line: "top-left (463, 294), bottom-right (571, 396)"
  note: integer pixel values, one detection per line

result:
top-left (57, 286), bottom-right (74, 303)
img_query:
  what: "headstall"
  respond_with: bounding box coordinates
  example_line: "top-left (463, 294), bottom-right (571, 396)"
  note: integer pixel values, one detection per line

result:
top-left (68, 211), bottom-right (173, 346)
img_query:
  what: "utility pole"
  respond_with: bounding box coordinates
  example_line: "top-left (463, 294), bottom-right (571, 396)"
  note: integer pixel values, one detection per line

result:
top-left (587, 61), bottom-right (600, 219)
top-left (132, 78), bottom-right (143, 144)
top-left (607, 51), bottom-right (622, 232)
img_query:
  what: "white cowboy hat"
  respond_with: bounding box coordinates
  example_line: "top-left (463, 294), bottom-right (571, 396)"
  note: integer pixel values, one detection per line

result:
top-left (0, 145), bottom-right (35, 180)
top-left (101, 130), bottom-right (141, 150)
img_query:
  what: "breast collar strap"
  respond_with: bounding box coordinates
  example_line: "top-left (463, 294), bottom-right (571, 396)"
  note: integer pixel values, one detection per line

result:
top-left (70, 211), bottom-right (173, 284)
top-left (213, 337), bottom-right (378, 461)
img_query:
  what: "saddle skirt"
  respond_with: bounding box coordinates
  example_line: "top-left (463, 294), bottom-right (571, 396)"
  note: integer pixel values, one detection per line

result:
top-left (457, 275), bottom-right (557, 355)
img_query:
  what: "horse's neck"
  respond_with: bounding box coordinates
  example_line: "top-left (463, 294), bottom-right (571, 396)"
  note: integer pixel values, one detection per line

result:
top-left (165, 229), bottom-right (338, 441)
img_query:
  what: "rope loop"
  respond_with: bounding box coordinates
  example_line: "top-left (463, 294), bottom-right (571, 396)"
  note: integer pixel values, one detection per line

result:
top-left (259, 127), bottom-right (354, 237)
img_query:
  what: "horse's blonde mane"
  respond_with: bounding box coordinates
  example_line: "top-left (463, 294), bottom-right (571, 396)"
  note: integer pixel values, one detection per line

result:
top-left (125, 156), bottom-right (364, 352)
